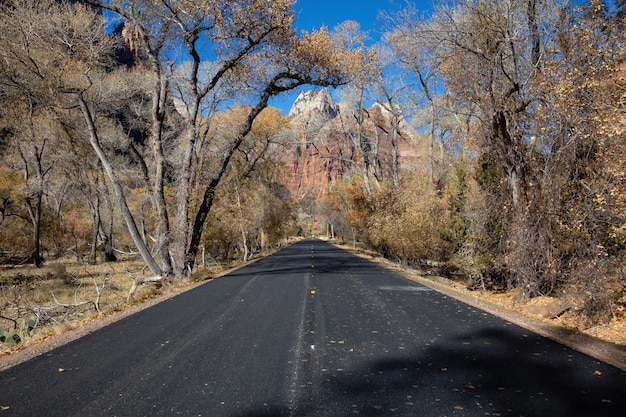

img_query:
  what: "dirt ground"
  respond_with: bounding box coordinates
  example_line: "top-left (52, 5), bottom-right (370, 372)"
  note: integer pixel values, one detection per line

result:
top-left (1, 247), bottom-right (625, 372)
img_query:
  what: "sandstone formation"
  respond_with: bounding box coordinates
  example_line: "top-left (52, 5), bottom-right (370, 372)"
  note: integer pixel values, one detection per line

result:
top-left (281, 88), bottom-right (421, 197)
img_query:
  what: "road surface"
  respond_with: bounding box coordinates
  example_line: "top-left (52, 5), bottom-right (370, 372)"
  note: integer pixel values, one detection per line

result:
top-left (0, 239), bottom-right (625, 416)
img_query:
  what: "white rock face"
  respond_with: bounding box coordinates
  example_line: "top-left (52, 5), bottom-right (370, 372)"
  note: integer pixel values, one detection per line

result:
top-left (288, 88), bottom-right (339, 119)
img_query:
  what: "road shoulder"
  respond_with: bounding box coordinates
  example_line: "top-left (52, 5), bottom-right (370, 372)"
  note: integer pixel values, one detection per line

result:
top-left (341, 244), bottom-right (626, 371)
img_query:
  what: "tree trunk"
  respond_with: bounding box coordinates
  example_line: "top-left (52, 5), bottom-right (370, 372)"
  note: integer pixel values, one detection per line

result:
top-left (417, 71), bottom-right (436, 187)
top-left (507, 167), bottom-right (522, 210)
top-left (392, 121), bottom-right (399, 187)
top-left (88, 196), bottom-right (100, 265)
top-left (362, 168), bottom-right (372, 197)
top-left (101, 175), bottom-right (117, 262)
top-left (19, 141), bottom-right (46, 268)
top-left (26, 195), bottom-right (43, 267)
top-left (149, 72), bottom-right (174, 276)
top-left (173, 125), bottom-right (197, 272)
top-left (77, 94), bottom-right (162, 277)
top-left (492, 110), bottom-right (528, 212)
top-left (235, 184), bottom-right (249, 262)
top-left (241, 229), bottom-right (249, 262)
top-left (102, 230), bottom-right (117, 262)
top-left (184, 166), bottom-right (227, 274)
top-left (173, 64), bottom-right (203, 271)
top-left (527, 0), bottom-right (541, 72)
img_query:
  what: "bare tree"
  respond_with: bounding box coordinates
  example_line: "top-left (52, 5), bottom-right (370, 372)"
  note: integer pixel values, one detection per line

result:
top-left (383, 0), bottom-right (564, 295)
top-left (84, 0), bottom-right (373, 277)
top-left (370, 41), bottom-right (416, 187)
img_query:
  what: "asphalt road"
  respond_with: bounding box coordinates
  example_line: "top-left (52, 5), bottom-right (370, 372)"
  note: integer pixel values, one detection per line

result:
top-left (1, 239), bottom-right (625, 416)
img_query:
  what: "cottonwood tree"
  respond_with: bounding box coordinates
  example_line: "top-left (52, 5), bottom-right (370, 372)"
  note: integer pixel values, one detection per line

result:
top-left (384, 0), bottom-right (626, 305)
top-left (528, 0), bottom-right (626, 317)
top-left (80, 0), bottom-right (372, 279)
top-left (0, 92), bottom-right (59, 267)
top-left (383, 12), bottom-right (444, 187)
top-left (319, 20), bottom-right (381, 198)
top-left (196, 105), bottom-right (294, 261)
top-left (369, 40), bottom-right (418, 187)
top-left (384, 0), bottom-right (556, 294)
top-left (0, 0), bottom-right (370, 278)
top-left (0, 0), bottom-right (122, 267)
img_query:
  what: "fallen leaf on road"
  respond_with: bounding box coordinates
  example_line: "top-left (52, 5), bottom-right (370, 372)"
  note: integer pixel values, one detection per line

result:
top-left (58, 368), bottom-right (66, 372)
top-left (594, 370), bottom-right (602, 376)
top-left (1, 406), bottom-right (10, 411)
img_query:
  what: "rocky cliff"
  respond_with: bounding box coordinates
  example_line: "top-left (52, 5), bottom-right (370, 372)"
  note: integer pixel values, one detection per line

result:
top-left (289, 89), bottom-right (339, 119)
top-left (280, 88), bottom-right (421, 197)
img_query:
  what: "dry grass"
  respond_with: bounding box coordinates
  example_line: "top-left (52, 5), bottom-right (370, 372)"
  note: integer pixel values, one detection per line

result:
top-left (0, 256), bottom-right (223, 357)
top-left (416, 269), bottom-right (625, 346)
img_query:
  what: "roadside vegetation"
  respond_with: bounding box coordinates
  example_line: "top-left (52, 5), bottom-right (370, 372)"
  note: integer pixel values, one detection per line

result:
top-left (320, 0), bottom-right (626, 338)
top-left (0, 257), bottom-right (203, 354)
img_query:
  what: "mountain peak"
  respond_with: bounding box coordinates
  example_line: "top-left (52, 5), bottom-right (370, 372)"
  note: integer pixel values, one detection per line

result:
top-left (288, 88), bottom-right (339, 119)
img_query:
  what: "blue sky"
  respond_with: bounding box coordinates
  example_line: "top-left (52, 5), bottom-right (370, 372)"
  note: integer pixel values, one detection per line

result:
top-left (270, 0), bottom-right (434, 114)
top-left (294, 0), bottom-right (402, 35)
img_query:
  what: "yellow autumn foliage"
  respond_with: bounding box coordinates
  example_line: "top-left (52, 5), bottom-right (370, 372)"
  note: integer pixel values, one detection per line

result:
top-left (368, 173), bottom-right (447, 263)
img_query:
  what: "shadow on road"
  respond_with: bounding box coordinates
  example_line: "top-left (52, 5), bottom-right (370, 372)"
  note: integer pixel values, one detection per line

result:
top-left (227, 239), bottom-right (380, 278)
top-left (230, 328), bottom-right (625, 417)
top-left (227, 240), bottom-right (626, 416)
top-left (305, 327), bottom-right (626, 416)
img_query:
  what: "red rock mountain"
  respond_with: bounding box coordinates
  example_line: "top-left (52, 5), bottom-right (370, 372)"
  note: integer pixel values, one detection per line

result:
top-left (280, 88), bottom-right (421, 197)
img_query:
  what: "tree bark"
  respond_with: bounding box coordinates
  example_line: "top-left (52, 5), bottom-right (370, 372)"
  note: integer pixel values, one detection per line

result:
top-left (25, 195), bottom-right (43, 267)
top-left (149, 71), bottom-right (174, 276)
top-left (18, 142), bottom-right (46, 268)
top-left (391, 119), bottom-right (399, 187)
top-left (87, 196), bottom-right (100, 265)
top-left (77, 94), bottom-right (162, 277)
top-left (527, 0), bottom-right (541, 72)
top-left (102, 228), bottom-right (117, 262)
